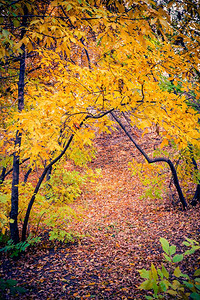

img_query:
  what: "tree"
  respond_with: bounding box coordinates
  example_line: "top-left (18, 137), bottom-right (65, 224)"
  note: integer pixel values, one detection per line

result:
top-left (0, 0), bottom-right (199, 242)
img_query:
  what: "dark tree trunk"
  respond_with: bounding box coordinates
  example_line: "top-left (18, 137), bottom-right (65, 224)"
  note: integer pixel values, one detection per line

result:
top-left (46, 165), bottom-right (52, 182)
top-left (194, 184), bottom-right (200, 202)
top-left (191, 184), bottom-right (200, 206)
top-left (10, 7), bottom-right (27, 243)
top-left (24, 168), bottom-right (32, 183)
top-left (10, 135), bottom-right (21, 243)
top-left (111, 112), bottom-right (187, 209)
top-left (0, 158), bottom-right (29, 185)
top-left (0, 167), bottom-right (6, 184)
top-left (45, 165), bottom-right (52, 200)
top-left (188, 144), bottom-right (200, 206)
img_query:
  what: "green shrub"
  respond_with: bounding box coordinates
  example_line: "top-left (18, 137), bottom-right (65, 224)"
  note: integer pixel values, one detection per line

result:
top-left (0, 278), bottom-right (26, 299)
top-left (0, 235), bottom-right (41, 258)
top-left (138, 237), bottom-right (200, 299)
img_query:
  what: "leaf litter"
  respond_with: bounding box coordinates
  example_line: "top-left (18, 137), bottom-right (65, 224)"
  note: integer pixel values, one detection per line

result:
top-left (0, 127), bottom-right (199, 299)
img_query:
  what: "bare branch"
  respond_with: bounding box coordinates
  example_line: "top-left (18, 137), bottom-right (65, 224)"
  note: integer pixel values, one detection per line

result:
top-left (110, 111), bottom-right (187, 209)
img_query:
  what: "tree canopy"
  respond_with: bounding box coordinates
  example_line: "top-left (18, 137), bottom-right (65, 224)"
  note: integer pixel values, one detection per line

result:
top-left (0, 0), bottom-right (199, 242)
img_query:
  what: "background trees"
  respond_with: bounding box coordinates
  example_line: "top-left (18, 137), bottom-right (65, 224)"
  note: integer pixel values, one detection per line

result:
top-left (0, 0), bottom-right (199, 242)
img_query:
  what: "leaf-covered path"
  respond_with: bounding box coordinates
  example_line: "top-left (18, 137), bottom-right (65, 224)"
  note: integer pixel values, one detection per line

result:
top-left (1, 129), bottom-right (200, 299)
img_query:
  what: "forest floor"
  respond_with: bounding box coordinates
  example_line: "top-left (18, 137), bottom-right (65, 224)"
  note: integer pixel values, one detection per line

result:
top-left (1, 124), bottom-right (200, 299)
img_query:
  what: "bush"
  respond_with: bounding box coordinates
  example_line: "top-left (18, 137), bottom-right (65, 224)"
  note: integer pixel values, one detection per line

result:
top-left (138, 237), bottom-right (200, 299)
top-left (0, 278), bottom-right (26, 299)
top-left (0, 235), bottom-right (41, 258)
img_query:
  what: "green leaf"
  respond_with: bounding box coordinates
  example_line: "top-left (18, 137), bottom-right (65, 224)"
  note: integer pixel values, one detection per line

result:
top-left (152, 281), bottom-right (158, 295)
top-left (182, 274), bottom-right (190, 279)
top-left (172, 254), bottom-right (183, 263)
top-left (139, 280), bottom-right (153, 290)
top-left (195, 282), bottom-right (200, 291)
top-left (2, 29), bottom-right (10, 38)
top-left (163, 253), bottom-right (172, 262)
top-left (97, 36), bottom-right (103, 46)
top-left (163, 279), bottom-right (170, 289)
top-left (15, 286), bottom-right (26, 293)
top-left (171, 280), bottom-right (181, 290)
top-left (0, 193), bottom-right (9, 203)
top-left (139, 269), bottom-right (151, 279)
top-left (159, 281), bottom-right (167, 292)
top-left (183, 281), bottom-right (194, 289)
top-left (162, 265), bottom-right (169, 279)
top-left (0, 278), bottom-right (6, 291)
top-left (157, 268), bottom-right (163, 280)
top-left (190, 293), bottom-right (200, 300)
top-left (66, 4), bottom-right (73, 11)
top-left (185, 238), bottom-right (199, 245)
top-left (169, 245), bottom-right (176, 256)
top-left (6, 279), bottom-right (17, 286)
top-left (160, 238), bottom-right (170, 254)
top-left (13, 19), bottom-right (20, 27)
top-left (151, 263), bottom-right (158, 281)
top-left (174, 266), bottom-right (182, 277)
top-left (185, 249), bottom-right (196, 256)
top-left (183, 241), bottom-right (191, 247)
top-left (194, 270), bottom-right (200, 276)
top-left (167, 289), bottom-right (178, 296)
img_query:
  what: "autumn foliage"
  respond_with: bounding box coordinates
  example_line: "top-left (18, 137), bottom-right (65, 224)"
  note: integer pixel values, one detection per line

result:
top-left (0, 0), bottom-right (199, 247)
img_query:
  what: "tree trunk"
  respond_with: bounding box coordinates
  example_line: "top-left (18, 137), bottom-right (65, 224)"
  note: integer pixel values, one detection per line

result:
top-left (24, 168), bottom-right (32, 183)
top-left (10, 7), bottom-right (27, 243)
top-left (191, 184), bottom-right (200, 206)
top-left (0, 167), bottom-right (6, 184)
top-left (188, 144), bottom-right (200, 206)
top-left (10, 136), bottom-right (21, 243)
top-left (111, 111), bottom-right (187, 209)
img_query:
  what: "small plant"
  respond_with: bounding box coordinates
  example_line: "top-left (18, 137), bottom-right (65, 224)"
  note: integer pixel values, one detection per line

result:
top-left (128, 158), bottom-right (167, 201)
top-left (0, 278), bottom-right (26, 299)
top-left (49, 228), bottom-right (83, 243)
top-left (0, 235), bottom-right (41, 258)
top-left (138, 237), bottom-right (200, 299)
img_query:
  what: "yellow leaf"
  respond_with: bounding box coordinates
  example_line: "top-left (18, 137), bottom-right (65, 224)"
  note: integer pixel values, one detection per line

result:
top-left (159, 17), bottom-right (168, 28)
top-left (70, 16), bottom-right (76, 24)
top-left (150, 18), bottom-right (157, 25)
top-left (160, 139), bottom-right (168, 148)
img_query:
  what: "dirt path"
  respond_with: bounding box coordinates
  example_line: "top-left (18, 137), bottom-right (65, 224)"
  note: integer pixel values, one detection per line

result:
top-left (1, 129), bottom-right (200, 299)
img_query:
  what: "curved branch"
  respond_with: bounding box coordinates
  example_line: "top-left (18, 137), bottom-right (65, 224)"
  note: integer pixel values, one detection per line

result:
top-left (22, 108), bottom-right (113, 241)
top-left (21, 134), bottom-right (74, 241)
top-left (110, 111), bottom-right (187, 209)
